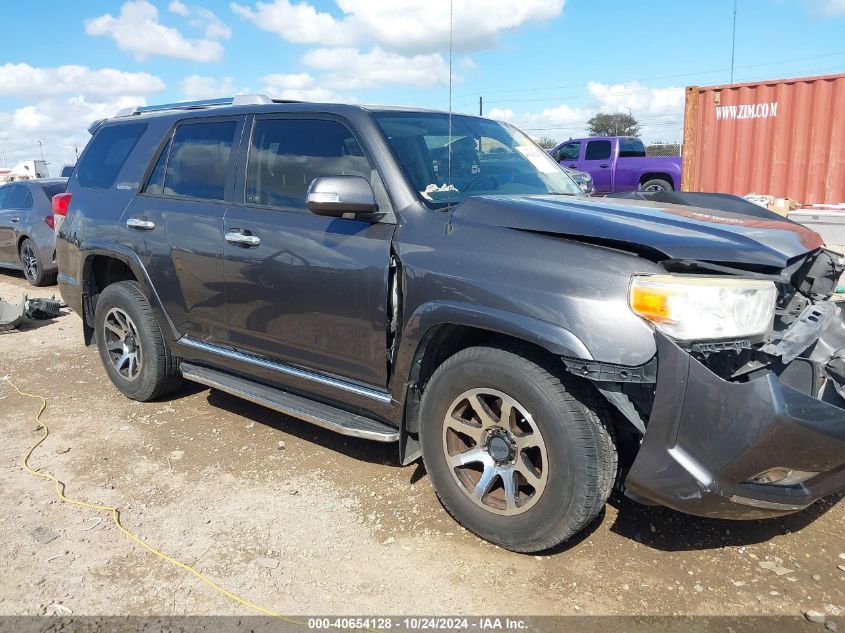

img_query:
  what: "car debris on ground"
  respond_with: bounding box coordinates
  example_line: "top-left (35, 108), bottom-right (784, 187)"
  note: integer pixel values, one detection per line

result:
top-left (0, 295), bottom-right (62, 331)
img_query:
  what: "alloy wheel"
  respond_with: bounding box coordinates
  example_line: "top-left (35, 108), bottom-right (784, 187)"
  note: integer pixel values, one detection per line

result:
top-left (21, 242), bottom-right (38, 282)
top-left (442, 388), bottom-right (549, 516)
top-left (102, 307), bottom-right (143, 381)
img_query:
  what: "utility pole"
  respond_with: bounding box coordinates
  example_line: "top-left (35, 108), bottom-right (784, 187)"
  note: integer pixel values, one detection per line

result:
top-left (479, 96), bottom-right (483, 116)
top-left (730, 0), bottom-right (738, 83)
top-left (38, 140), bottom-right (44, 162)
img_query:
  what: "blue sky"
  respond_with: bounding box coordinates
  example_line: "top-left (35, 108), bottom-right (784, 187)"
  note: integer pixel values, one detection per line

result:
top-left (1, 0), bottom-right (844, 170)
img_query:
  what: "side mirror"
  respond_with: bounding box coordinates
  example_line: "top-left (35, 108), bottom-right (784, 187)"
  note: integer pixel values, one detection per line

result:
top-left (306, 175), bottom-right (377, 217)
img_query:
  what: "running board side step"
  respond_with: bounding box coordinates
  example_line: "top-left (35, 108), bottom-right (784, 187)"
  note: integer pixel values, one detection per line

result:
top-left (180, 363), bottom-right (399, 443)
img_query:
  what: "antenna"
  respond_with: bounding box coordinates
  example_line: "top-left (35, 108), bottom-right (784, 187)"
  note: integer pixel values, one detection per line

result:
top-left (447, 0), bottom-right (453, 198)
top-left (730, 0), bottom-right (737, 83)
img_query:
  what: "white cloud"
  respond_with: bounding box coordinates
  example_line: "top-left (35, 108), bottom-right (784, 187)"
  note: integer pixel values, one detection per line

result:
top-left (302, 47), bottom-right (453, 89)
top-left (0, 63), bottom-right (164, 100)
top-left (231, 0), bottom-right (565, 54)
top-left (168, 0), bottom-right (189, 15)
top-left (260, 73), bottom-right (349, 102)
top-left (0, 96), bottom-right (149, 170)
top-left (85, 0), bottom-right (228, 62)
top-left (488, 107), bottom-right (514, 121)
top-left (190, 7), bottom-right (233, 40)
top-left (807, 0), bottom-right (845, 15)
top-left (491, 82), bottom-right (685, 143)
top-left (231, 0), bottom-right (357, 46)
top-left (180, 75), bottom-right (242, 100)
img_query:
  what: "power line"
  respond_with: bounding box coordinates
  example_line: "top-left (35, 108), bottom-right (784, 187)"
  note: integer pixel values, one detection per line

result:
top-left (451, 49), bottom-right (845, 103)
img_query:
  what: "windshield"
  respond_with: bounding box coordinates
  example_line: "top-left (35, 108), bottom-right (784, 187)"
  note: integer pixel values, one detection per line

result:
top-left (373, 112), bottom-right (582, 209)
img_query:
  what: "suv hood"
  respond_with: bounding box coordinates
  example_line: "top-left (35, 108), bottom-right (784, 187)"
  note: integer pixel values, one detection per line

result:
top-left (453, 195), bottom-right (823, 268)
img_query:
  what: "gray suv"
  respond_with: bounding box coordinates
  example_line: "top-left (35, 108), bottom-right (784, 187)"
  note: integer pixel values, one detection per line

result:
top-left (57, 95), bottom-right (845, 552)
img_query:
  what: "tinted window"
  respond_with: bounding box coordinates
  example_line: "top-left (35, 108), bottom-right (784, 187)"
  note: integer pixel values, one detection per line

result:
top-left (41, 182), bottom-right (67, 199)
top-left (619, 138), bottom-right (646, 158)
top-left (77, 123), bottom-right (147, 189)
top-left (557, 142), bottom-right (580, 161)
top-left (60, 165), bottom-right (75, 177)
top-left (246, 118), bottom-right (371, 210)
top-left (0, 185), bottom-right (10, 208)
top-left (144, 139), bottom-right (171, 196)
top-left (6, 185), bottom-right (32, 209)
top-left (164, 121), bottom-right (236, 201)
top-left (585, 140), bottom-right (611, 161)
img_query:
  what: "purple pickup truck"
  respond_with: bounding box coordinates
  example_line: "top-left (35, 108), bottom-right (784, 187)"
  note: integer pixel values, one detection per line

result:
top-left (550, 136), bottom-right (681, 195)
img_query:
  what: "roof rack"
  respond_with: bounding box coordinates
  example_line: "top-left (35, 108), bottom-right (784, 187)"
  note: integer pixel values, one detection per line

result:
top-left (113, 94), bottom-right (296, 118)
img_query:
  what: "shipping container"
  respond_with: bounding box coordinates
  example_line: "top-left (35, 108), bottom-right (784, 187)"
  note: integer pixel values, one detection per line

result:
top-left (681, 73), bottom-right (845, 205)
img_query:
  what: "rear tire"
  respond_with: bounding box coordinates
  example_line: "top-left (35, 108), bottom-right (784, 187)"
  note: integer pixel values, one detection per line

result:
top-left (19, 238), bottom-right (55, 287)
top-left (419, 344), bottom-right (617, 552)
top-left (94, 281), bottom-right (182, 401)
top-left (639, 178), bottom-right (673, 192)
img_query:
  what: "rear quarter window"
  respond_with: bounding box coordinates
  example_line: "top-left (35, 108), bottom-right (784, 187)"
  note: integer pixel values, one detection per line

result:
top-left (41, 182), bottom-right (67, 199)
top-left (77, 123), bottom-right (148, 189)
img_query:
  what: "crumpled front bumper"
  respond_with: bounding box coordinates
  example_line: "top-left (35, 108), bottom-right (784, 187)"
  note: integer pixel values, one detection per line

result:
top-left (625, 327), bottom-right (845, 519)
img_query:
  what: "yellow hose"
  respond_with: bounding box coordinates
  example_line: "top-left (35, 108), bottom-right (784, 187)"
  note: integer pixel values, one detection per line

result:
top-left (6, 376), bottom-right (290, 619)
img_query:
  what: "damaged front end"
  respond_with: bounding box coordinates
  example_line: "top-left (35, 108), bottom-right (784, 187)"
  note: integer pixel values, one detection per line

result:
top-left (624, 248), bottom-right (845, 518)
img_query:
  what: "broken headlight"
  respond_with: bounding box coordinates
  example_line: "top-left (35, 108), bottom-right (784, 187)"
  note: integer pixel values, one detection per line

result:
top-left (629, 274), bottom-right (777, 342)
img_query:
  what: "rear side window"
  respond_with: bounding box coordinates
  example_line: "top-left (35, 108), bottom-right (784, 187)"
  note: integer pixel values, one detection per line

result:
top-left (619, 138), bottom-right (646, 158)
top-left (163, 121), bottom-right (236, 201)
top-left (585, 140), bottom-right (611, 161)
top-left (245, 118), bottom-right (371, 210)
top-left (6, 185), bottom-right (32, 210)
top-left (0, 185), bottom-right (11, 208)
top-left (41, 182), bottom-right (67, 199)
top-left (77, 123), bottom-right (147, 189)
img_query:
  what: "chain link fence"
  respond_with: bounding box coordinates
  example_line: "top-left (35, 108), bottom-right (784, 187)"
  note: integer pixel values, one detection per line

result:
top-left (645, 143), bottom-right (681, 157)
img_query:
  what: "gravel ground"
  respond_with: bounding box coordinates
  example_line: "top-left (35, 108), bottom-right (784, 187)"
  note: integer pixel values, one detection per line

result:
top-left (1, 271), bottom-right (844, 620)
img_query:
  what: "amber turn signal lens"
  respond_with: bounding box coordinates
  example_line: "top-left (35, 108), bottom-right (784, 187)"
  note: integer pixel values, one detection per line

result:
top-left (629, 285), bottom-right (674, 323)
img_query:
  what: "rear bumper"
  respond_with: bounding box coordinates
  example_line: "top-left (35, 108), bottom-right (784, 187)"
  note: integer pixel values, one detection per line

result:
top-left (625, 334), bottom-right (845, 519)
top-left (57, 272), bottom-right (82, 315)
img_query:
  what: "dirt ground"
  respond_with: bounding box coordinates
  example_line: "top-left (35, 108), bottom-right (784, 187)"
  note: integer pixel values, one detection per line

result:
top-left (0, 271), bottom-right (844, 620)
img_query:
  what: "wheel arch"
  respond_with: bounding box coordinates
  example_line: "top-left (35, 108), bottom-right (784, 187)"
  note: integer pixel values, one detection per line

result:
top-left (638, 172), bottom-right (675, 189)
top-left (394, 302), bottom-right (594, 465)
top-left (17, 233), bottom-right (31, 254)
top-left (79, 245), bottom-right (177, 346)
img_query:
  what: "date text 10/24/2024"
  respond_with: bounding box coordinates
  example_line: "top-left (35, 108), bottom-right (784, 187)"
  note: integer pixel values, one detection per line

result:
top-left (307, 617), bottom-right (529, 630)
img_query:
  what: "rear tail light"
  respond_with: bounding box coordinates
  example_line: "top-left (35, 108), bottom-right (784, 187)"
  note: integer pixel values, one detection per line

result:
top-left (52, 192), bottom-right (71, 216)
top-left (52, 192), bottom-right (71, 233)
top-left (44, 215), bottom-right (55, 229)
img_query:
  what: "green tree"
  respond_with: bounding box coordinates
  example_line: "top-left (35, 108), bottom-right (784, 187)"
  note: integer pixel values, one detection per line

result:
top-left (587, 112), bottom-right (641, 137)
top-left (535, 136), bottom-right (558, 150)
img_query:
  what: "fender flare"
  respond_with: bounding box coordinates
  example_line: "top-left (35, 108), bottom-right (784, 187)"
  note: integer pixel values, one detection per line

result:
top-left (392, 299), bottom-right (593, 402)
top-left (78, 242), bottom-right (179, 343)
top-left (393, 301), bottom-right (594, 465)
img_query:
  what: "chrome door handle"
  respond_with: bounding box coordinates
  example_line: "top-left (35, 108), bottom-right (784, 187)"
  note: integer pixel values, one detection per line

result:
top-left (599, 163), bottom-right (610, 168)
top-left (126, 218), bottom-right (155, 230)
top-left (225, 229), bottom-right (260, 247)
top-left (10, 217), bottom-right (19, 223)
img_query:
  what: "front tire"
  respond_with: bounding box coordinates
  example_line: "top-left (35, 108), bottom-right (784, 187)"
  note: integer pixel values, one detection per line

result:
top-left (94, 281), bottom-right (182, 401)
top-left (419, 345), bottom-right (617, 552)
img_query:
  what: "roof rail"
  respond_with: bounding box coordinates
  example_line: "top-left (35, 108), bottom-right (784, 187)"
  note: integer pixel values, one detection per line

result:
top-left (114, 94), bottom-right (274, 118)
